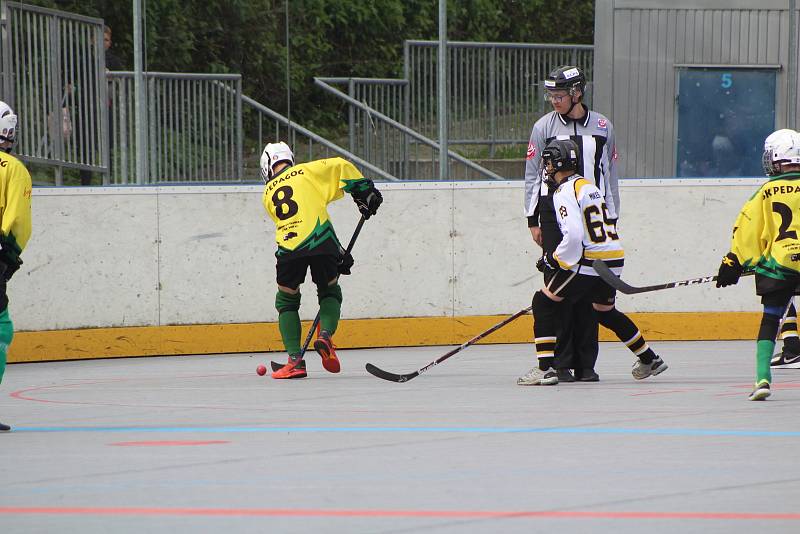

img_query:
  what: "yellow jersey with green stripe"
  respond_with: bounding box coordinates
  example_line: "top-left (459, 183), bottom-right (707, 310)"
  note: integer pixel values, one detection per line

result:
top-left (262, 157), bottom-right (366, 259)
top-left (552, 173), bottom-right (624, 276)
top-left (0, 151), bottom-right (32, 256)
top-left (729, 172), bottom-right (800, 280)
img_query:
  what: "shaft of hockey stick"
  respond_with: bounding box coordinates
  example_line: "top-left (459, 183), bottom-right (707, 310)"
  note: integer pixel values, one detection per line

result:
top-left (365, 305), bottom-right (533, 383)
top-left (270, 215), bottom-right (367, 371)
top-left (592, 259), bottom-right (753, 295)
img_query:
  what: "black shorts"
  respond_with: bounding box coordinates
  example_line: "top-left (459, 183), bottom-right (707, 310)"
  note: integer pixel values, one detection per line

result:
top-left (276, 254), bottom-right (339, 290)
top-left (756, 273), bottom-right (800, 301)
top-left (544, 270), bottom-right (616, 306)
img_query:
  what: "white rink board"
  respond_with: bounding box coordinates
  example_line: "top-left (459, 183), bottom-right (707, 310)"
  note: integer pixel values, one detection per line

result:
top-left (12, 180), bottom-right (762, 331)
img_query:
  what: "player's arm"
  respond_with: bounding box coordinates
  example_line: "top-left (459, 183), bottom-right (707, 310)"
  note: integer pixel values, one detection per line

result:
top-left (0, 162), bottom-right (32, 280)
top-left (717, 193), bottom-right (764, 287)
top-left (603, 122), bottom-right (620, 220)
top-left (524, 123), bottom-right (546, 245)
top-left (548, 189), bottom-right (584, 270)
top-left (340, 163), bottom-right (382, 220)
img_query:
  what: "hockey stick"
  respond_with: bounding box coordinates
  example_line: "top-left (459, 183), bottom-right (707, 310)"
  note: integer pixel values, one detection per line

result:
top-left (269, 215), bottom-right (367, 372)
top-left (365, 305), bottom-right (533, 383)
top-left (592, 259), bottom-right (753, 295)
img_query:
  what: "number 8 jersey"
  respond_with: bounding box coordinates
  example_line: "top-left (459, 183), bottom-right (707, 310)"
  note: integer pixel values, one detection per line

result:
top-left (729, 171), bottom-right (800, 279)
top-left (551, 173), bottom-right (625, 276)
top-left (262, 157), bottom-right (366, 259)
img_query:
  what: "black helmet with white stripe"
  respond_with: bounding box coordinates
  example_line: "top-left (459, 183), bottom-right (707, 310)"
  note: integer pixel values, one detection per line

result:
top-left (543, 139), bottom-right (580, 172)
top-left (544, 65), bottom-right (586, 95)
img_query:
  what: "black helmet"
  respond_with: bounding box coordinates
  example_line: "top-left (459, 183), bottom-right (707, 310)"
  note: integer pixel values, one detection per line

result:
top-left (542, 139), bottom-right (580, 176)
top-left (544, 65), bottom-right (586, 95)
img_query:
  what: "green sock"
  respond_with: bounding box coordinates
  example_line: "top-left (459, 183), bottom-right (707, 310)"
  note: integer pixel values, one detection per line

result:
top-left (278, 311), bottom-right (301, 355)
top-left (756, 339), bottom-right (774, 384)
top-left (0, 308), bottom-right (12, 384)
top-left (318, 283), bottom-right (342, 335)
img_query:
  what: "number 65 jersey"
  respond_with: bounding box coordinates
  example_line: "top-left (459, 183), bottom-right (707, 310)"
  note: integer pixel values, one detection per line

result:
top-left (262, 157), bottom-right (366, 260)
top-left (729, 171), bottom-right (800, 279)
top-left (551, 173), bottom-right (625, 276)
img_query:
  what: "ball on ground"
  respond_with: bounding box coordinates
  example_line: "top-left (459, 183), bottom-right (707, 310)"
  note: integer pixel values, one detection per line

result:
top-left (256, 364), bottom-right (267, 376)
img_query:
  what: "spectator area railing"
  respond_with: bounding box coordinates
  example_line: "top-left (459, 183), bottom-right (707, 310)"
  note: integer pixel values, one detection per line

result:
top-left (107, 72), bottom-right (243, 184)
top-left (0, 1), bottom-right (107, 183)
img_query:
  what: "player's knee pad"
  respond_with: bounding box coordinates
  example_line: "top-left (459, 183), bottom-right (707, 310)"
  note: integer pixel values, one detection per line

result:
top-left (275, 290), bottom-right (301, 314)
top-left (531, 291), bottom-right (558, 334)
top-left (0, 309), bottom-right (12, 384)
top-left (317, 283), bottom-right (343, 305)
top-left (759, 304), bottom-right (786, 341)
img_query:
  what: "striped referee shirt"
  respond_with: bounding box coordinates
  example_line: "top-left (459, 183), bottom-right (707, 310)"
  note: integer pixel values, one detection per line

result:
top-left (524, 108), bottom-right (619, 226)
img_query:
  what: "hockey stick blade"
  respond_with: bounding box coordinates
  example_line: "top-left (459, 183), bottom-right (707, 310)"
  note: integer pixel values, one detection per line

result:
top-left (365, 363), bottom-right (419, 383)
top-left (365, 305), bottom-right (533, 383)
top-left (592, 259), bottom-right (752, 294)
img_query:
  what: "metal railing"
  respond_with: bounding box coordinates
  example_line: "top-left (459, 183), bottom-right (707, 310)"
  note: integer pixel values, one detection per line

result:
top-left (315, 77), bottom-right (505, 181)
top-left (0, 1), bottom-right (107, 183)
top-left (242, 94), bottom-right (399, 182)
top-left (404, 41), bottom-right (594, 151)
top-left (107, 72), bottom-right (243, 184)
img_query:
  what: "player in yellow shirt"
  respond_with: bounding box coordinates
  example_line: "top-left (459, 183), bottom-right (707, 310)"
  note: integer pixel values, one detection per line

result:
top-left (0, 101), bottom-right (33, 431)
top-left (261, 142), bottom-right (382, 379)
top-left (716, 129), bottom-right (800, 400)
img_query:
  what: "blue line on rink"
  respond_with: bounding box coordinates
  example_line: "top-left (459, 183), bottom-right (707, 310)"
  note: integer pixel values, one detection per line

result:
top-left (10, 426), bottom-right (800, 437)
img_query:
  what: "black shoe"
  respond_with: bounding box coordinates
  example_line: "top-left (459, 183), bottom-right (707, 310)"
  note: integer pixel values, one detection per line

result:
top-left (0, 421), bottom-right (10, 432)
top-left (579, 369), bottom-right (600, 382)
top-left (771, 348), bottom-right (800, 368)
top-left (556, 368), bottom-right (575, 382)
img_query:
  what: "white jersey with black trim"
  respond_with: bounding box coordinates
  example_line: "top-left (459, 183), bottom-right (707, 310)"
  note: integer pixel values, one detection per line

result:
top-left (551, 173), bottom-right (624, 277)
top-left (524, 108), bottom-right (618, 225)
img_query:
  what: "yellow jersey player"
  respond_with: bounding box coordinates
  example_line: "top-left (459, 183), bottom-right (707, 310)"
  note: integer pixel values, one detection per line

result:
top-left (517, 139), bottom-right (666, 386)
top-left (0, 101), bottom-right (32, 431)
top-left (261, 142), bottom-right (382, 379)
top-left (716, 129), bottom-right (800, 400)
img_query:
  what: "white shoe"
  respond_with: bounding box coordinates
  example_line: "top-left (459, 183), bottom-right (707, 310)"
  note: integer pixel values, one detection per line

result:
top-left (632, 356), bottom-right (668, 380)
top-left (517, 367), bottom-right (558, 386)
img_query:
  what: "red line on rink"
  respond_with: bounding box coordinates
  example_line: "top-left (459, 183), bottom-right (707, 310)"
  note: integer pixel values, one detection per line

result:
top-left (108, 441), bottom-right (230, 447)
top-left (0, 507), bottom-right (799, 520)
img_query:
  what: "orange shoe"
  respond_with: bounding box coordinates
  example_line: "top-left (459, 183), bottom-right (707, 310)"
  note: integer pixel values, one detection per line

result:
top-left (271, 357), bottom-right (307, 379)
top-left (314, 330), bottom-right (340, 373)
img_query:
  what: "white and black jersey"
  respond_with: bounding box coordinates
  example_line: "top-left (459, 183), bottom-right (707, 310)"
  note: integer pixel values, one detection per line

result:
top-left (551, 174), bottom-right (624, 277)
top-left (524, 109), bottom-right (618, 227)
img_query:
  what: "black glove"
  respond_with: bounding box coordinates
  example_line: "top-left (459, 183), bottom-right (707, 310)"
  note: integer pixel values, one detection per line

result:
top-left (352, 180), bottom-right (383, 220)
top-left (337, 251), bottom-right (354, 275)
top-left (536, 252), bottom-right (558, 273)
top-left (0, 235), bottom-right (22, 282)
top-left (716, 252), bottom-right (743, 288)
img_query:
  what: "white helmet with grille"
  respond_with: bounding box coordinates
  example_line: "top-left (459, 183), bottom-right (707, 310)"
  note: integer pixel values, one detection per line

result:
top-left (763, 129), bottom-right (800, 176)
top-left (260, 142), bottom-right (295, 182)
top-left (0, 101), bottom-right (18, 150)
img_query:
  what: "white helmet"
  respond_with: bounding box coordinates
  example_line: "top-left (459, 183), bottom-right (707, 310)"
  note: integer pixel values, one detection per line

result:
top-left (0, 101), bottom-right (18, 150)
top-left (260, 141), bottom-right (294, 182)
top-left (763, 129), bottom-right (800, 176)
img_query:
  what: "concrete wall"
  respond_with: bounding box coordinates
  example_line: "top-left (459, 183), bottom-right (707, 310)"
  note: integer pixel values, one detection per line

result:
top-left (12, 179), bottom-right (764, 332)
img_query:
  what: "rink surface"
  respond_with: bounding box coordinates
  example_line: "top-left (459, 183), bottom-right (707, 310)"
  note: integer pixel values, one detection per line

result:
top-left (2, 340), bottom-right (800, 533)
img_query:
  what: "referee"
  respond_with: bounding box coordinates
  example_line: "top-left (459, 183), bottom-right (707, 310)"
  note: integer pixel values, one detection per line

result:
top-left (523, 65), bottom-right (619, 382)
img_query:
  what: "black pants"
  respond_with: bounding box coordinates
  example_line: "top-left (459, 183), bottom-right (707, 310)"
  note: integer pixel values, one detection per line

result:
top-left (539, 194), bottom-right (599, 374)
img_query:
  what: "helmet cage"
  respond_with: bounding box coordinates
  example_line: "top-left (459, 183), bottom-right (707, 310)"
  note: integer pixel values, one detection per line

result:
top-left (0, 103), bottom-right (18, 150)
top-left (762, 129), bottom-right (800, 176)
top-left (542, 139), bottom-right (580, 175)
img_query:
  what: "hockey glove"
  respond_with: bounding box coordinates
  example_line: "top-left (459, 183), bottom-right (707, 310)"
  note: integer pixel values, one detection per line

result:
top-left (0, 234), bottom-right (22, 282)
top-left (337, 251), bottom-right (354, 275)
top-left (536, 252), bottom-right (559, 273)
top-left (716, 252), bottom-right (743, 288)
top-left (352, 180), bottom-right (383, 220)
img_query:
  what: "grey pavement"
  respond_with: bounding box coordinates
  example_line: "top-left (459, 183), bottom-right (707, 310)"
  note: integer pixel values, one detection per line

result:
top-left (1, 340), bottom-right (800, 533)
